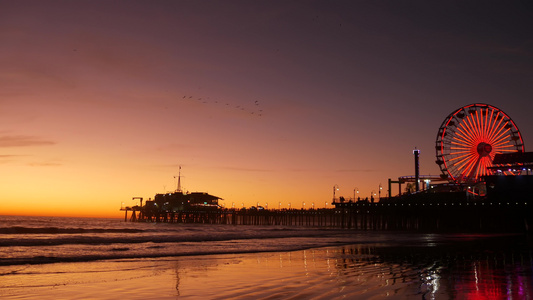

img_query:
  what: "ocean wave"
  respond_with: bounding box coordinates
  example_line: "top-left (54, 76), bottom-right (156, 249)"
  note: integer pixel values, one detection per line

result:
top-left (0, 227), bottom-right (146, 235)
top-left (0, 228), bottom-right (342, 247)
top-left (0, 237), bottom-right (347, 267)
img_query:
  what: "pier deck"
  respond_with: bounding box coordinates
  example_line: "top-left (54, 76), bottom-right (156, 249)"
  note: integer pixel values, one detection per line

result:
top-left (121, 199), bottom-right (533, 232)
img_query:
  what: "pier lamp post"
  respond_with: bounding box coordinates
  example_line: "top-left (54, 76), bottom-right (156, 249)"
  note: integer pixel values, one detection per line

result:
top-left (279, 202), bottom-right (281, 210)
top-left (353, 188), bottom-right (359, 201)
top-left (302, 202), bottom-right (306, 209)
top-left (312, 202), bottom-right (315, 210)
top-left (242, 203), bottom-right (244, 209)
top-left (232, 202), bottom-right (235, 209)
top-left (333, 184), bottom-right (339, 204)
top-left (379, 184), bottom-right (382, 199)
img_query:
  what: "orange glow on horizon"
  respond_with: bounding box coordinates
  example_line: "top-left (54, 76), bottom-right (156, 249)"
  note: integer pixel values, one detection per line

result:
top-left (1, 3), bottom-right (532, 218)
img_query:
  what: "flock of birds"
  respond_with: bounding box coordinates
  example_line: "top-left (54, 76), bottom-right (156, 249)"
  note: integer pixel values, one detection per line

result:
top-left (180, 95), bottom-right (264, 117)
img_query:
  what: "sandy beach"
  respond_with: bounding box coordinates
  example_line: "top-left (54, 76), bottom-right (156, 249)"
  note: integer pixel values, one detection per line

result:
top-left (2, 233), bottom-right (533, 299)
top-left (2, 244), bottom-right (423, 300)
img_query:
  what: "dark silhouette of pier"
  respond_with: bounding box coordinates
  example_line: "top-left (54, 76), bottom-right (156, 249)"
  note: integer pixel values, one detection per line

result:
top-left (122, 196), bottom-right (533, 232)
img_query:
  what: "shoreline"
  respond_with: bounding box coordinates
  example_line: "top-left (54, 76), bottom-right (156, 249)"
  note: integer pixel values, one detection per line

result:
top-left (3, 234), bottom-right (532, 299)
top-left (0, 244), bottom-right (421, 300)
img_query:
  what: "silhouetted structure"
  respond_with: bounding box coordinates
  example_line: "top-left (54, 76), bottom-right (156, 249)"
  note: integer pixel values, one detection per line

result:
top-left (489, 152), bottom-right (533, 175)
top-left (141, 191), bottom-right (222, 222)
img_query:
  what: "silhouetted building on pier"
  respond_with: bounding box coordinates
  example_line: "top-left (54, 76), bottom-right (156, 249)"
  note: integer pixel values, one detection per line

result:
top-left (140, 191), bottom-right (222, 221)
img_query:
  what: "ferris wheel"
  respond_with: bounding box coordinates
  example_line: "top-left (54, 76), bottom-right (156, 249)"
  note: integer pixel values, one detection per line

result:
top-left (435, 103), bottom-right (524, 183)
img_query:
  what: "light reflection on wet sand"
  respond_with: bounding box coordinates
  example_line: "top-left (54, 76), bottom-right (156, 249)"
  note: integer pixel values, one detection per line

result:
top-left (2, 237), bottom-right (533, 299)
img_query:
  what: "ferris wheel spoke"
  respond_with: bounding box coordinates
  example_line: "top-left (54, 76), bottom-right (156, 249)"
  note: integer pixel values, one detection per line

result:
top-left (485, 108), bottom-right (494, 137)
top-left (454, 130), bottom-right (476, 147)
top-left (494, 143), bottom-right (517, 149)
top-left (473, 110), bottom-right (485, 141)
top-left (453, 157), bottom-right (471, 170)
top-left (464, 156), bottom-right (481, 179)
top-left (482, 108), bottom-right (491, 140)
top-left (489, 126), bottom-right (511, 146)
top-left (492, 139), bottom-right (513, 149)
top-left (450, 144), bottom-right (472, 150)
top-left (453, 130), bottom-right (474, 144)
top-left (454, 153), bottom-right (477, 171)
top-left (475, 110), bottom-right (485, 141)
top-left (448, 152), bottom-right (473, 162)
top-left (482, 109), bottom-right (493, 143)
top-left (481, 156), bottom-right (492, 176)
top-left (492, 131), bottom-right (511, 144)
top-left (496, 148), bottom-right (520, 153)
top-left (491, 120), bottom-right (509, 138)
top-left (486, 114), bottom-right (506, 142)
top-left (475, 158), bottom-right (485, 178)
top-left (487, 109), bottom-right (498, 138)
top-left (457, 122), bottom-right (478, 145)
top-left (463, 114), bottom-right (478, 142)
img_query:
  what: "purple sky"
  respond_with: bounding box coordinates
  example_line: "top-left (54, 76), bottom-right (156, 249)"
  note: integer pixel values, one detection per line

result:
top-left (1, 1), bottom-right (532, 216)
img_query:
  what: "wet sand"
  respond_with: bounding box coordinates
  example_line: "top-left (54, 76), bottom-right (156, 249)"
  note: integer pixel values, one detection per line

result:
top-left (1, 245), bottom-right (420, 299)
top-left (2, 237), bottom-right (532, 299)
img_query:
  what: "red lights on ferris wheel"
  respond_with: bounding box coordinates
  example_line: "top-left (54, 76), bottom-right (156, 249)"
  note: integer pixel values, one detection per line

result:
top-left (435, 103), bottom-right (524, 183)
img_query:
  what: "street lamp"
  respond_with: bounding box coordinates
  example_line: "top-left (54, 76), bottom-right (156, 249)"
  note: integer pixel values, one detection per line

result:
top-left (289, 202), bottom-right (291, 209)
top-left (379, 183), bottom-right (382, 199)
top-left (353, 188), bottom-right (359, 201)
top-left (312, 202), bottom-right (315, 210)
top-left (302, 202), bottom-right (305, 209)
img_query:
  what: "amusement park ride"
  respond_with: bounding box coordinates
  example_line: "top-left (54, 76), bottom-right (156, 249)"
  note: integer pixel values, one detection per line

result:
top-left (389, 103), bottom-right (529, 200)
top-left (435, 103), bottom-right (524, 183)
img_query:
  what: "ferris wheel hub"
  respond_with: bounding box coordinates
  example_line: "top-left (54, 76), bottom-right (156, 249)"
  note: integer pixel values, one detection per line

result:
top-left (477, 142), bottom-right (493, 157)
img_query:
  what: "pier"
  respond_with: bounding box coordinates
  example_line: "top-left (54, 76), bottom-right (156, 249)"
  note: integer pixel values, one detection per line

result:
top-left (121, 197), bottom-right (533, 232)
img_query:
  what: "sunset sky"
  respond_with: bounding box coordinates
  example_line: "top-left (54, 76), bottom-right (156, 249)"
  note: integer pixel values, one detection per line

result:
top-left (1, 1), bottom-right (532, 217)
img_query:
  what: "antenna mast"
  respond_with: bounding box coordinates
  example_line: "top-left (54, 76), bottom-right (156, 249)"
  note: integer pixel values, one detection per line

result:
top-left (176, 166), bottom-right (182, 193)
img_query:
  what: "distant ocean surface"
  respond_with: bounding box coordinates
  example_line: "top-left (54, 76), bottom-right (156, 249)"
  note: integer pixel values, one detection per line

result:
top-left (0, 215), bottom-right (404, 266)
top-left (1, 215), bottom-right (533, 299)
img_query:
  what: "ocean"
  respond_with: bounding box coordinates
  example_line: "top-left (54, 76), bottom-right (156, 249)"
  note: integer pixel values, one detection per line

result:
top-left (1, 215), bottom-right (532, 299)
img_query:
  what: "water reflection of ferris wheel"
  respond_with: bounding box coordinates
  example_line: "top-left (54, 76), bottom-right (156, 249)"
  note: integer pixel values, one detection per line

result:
top-left (435, 103), bottom-right (524, 184)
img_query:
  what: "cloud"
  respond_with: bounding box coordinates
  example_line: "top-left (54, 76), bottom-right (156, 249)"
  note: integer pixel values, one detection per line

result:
top-left (0, 154), bottom-right (33, 165)
top-left (27, 161), bottom-right (62, 167)
top-left (0, 135), bottom-right (56, 147)
top-left (0, 154), bottom-right (26, 164)
top-left (217, 166), bottom-right (274, 173)
top-left (335, 169), bottom-right (377, 173)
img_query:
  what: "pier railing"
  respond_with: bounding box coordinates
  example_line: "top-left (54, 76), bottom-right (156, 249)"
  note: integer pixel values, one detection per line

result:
top-left (121, 199), bottom-right (533, 232)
